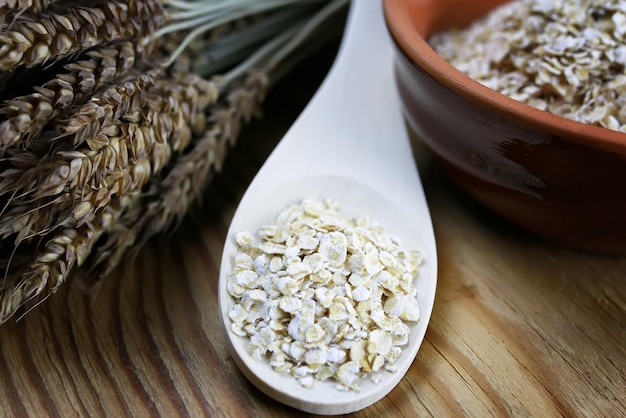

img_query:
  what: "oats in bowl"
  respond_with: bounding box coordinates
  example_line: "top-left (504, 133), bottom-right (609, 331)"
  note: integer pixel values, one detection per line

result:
top-left (429, 0), bottom-right (626, 132)
top-left (384, 0), bottom-right (626, 254)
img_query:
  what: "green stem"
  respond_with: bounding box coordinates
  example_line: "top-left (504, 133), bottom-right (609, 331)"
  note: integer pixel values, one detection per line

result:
top-left (193, 7), bottom-right (311, 76)
top-left (266, 0), bottom-right (349, 73)
top-left (220, 0), bottom-right (348, 88)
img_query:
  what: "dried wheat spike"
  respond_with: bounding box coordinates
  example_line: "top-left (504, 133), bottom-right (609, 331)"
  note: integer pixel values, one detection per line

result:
top-left (0, 41), bottom-right (142, 149)
top-left (146, 73), bottom-right (220, 151)
top-left (63, 71), bottom-right (218, 181)
top-left (60, 67), bottom-right (161, 146)
top-left (53, 74), bottom-right (219, 227)
top-left (0, 0), bottom-right (59, 26)
top-left (89, 72), bottom-right (268, 278)
top-left (48, 72), bottom-right (218, 198)
top-left (0, 0), bottom-right (167, 72)
top-left (0, 196), bottom-right (127, 324)
top-left (0, 285), bottom-right (24, 325)
top-left (85, 190), bottom-right (143, 279)
top-left (0, 195), bottom-right (69, 244)
top-left (147, 71), bottom-right (268, 230)
top-left (0, 71), bottom-right (221, 302)
top-left (0, 153), bottom-right (131, 243)
top-left (0, 68), bottom-right (160, 204)
top-left (0, 72), bottom-right (220, 243)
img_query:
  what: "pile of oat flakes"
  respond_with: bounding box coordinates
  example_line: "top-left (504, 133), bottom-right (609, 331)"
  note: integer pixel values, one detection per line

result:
top-left (430, 0), bottom-right (626, 132)
top-left (227, 199), bottom-right (422, 391)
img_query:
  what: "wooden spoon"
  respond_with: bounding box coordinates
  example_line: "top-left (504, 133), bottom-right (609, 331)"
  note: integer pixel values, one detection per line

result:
top-left (218, 0), bottom-right (437, 414)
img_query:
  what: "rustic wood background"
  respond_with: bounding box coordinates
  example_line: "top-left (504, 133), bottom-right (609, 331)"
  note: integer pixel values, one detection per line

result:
top-left (1, 41), bottom-right (624, 418)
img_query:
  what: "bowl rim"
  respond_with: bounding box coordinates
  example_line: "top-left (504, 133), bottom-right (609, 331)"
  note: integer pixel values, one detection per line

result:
top-left (382, 0), bottom-right (626, 154)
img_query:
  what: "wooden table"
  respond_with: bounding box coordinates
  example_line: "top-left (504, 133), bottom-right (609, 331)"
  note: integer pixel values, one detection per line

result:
top-left (1, 45), bottom-right (624, 418)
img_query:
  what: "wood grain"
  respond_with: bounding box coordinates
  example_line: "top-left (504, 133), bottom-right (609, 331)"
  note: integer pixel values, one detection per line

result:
top-left (0, 44), bottom-right (625, 417)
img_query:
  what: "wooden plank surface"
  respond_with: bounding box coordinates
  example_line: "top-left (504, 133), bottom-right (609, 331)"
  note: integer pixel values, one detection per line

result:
top-left (0, 43), bottom-right (624, 418)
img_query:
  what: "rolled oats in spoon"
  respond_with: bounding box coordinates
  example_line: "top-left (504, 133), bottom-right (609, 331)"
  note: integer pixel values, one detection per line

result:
top-left (226, 198), bottom-right (423, 392)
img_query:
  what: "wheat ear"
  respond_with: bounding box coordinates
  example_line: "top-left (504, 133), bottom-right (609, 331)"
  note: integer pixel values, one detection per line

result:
top-left (0, 41), bottom-right (145, 149)
top-left (0, 0), bottom-right (167, 72)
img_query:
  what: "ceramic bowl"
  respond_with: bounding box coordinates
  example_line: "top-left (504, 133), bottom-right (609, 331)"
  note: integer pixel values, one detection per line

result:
top-left (383, 0), bottom-right (626, 254)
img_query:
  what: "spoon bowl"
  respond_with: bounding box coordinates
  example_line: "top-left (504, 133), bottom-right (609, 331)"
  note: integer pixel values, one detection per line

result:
top-left (218, 1), bottom-right (437, 414)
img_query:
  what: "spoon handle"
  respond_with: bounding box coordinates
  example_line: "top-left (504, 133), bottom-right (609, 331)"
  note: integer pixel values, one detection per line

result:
top-left (261, 1), bottom-right (420, 202)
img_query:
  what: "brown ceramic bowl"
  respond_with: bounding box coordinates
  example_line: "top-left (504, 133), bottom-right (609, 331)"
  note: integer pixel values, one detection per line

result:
top-left (383, 0), bottom-right (626, 254)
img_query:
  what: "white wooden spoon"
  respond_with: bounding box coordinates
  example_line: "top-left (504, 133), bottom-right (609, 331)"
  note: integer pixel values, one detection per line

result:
top-left (218, 0), bottom-right (437, 414)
